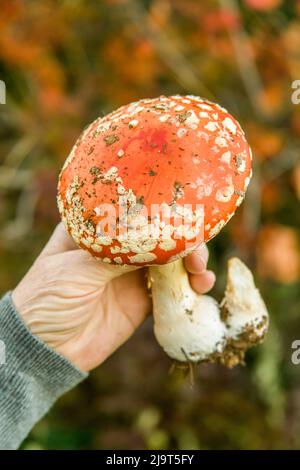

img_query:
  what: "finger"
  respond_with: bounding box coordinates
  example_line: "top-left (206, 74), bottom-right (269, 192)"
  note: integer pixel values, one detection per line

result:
top-left (112, 268), bottom-right (152, 321)
top-left (41, 248), bottom-right (143, 294)
top-left (40, 222), bottom-right (78, 257)
top-left (41, 223), bottom-right (143, 282)
top-left (96, 259), bottom-right (141, 282)
top-left (184, 243), bottom-right (209, 274)
top-left (189, 270), bottom-right (216, 294)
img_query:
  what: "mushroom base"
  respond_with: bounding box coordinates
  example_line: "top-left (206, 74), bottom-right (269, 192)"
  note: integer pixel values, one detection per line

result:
top-left (149, 257), bottom-right (269, 367)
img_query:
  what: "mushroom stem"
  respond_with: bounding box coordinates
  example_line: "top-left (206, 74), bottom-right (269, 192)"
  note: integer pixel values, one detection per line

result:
top-left (149, 260), bottom-right (226, 363)
top-left (149, 257), bottom-right (269, 367)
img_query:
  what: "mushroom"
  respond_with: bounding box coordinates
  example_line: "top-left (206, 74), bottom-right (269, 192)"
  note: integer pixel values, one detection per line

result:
top-left (57, 95), bottom-right (269, 367)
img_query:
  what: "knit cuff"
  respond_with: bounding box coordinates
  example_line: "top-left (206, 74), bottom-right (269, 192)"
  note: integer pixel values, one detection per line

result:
top-left (0, 292), bottom-right (88, 449)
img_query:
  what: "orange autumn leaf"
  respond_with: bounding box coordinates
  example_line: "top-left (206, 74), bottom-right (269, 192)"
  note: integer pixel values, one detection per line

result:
top-left (228, 205), bottom-right (257, 253)
top-left (150, 0), bottom-right (172, 28)
top-left (244, 0), bottom-right (282, 11)
top-left (283, 22), bottom-right (300, 77)
top-left (0, 0), bottom-right (23, 25)
top-left (261, 181), bottom-right (281, 212)
top-left (37, 87), bottom-right (69, 114)
top-left (203, 9), bottom-right (241, 33)
top-left (104, 37), bottom-right (160, 87)
top-left (292, 163), bottom-right (300, 199)
top-left (104, 0), bottom-right (126, 4)
top-left (256, 82), bottom-right (287, 116)
top-left (0, 32), bottom-right (41, 65)
top-left (257, 225), bottom-right (300, 283)
top-left (291, 110), bottom-right (300, 138)
top-left (246, 123), bottom-right (284, 160)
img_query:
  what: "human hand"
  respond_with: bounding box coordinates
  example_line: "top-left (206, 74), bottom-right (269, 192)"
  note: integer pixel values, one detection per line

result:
top-left (12, 223), bottom-right (215, 372)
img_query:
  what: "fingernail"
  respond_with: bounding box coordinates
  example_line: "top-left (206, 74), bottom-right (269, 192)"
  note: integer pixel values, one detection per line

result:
top-left (194, 253), bottom-right (206, 272)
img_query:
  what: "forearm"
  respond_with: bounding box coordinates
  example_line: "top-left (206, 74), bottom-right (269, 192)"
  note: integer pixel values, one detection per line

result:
top-left (0, 293), bottom-right (87, 450)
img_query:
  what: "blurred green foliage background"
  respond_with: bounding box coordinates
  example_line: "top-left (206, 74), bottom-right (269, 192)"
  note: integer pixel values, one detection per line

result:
top-left (0, 0), bottom-right (300, 450)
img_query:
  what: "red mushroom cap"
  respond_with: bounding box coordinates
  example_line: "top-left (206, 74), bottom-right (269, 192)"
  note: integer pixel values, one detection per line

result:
top-left (58, 95), bottom-right (252, 265)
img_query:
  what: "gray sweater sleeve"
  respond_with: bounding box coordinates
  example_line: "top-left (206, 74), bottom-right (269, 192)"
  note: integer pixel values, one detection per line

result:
top-left (0, 292), bottom-right (88, 450)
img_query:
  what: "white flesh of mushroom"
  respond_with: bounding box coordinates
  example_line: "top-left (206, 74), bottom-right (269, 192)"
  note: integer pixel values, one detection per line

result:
top-left (149, 257), bottom-right (269, 367)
